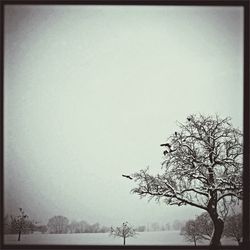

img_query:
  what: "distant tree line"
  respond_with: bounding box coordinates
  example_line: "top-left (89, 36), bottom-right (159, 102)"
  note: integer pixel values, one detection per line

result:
top-left (4, 209), bottom-right (186, 237)
top-left (47, 215), bottom-right (110, 234)
top-left (141, 220), bottom-right (185, 232)
top-left (4, 211), bottom-right (109, 236)
top-left (129, 220), bottom-right (186, 233)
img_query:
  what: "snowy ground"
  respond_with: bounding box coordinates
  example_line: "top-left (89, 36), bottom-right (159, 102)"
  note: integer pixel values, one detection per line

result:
top-left (4, 231), bottom-right (237, 246)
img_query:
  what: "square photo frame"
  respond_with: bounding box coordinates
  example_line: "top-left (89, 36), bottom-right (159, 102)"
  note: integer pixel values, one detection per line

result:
top-left (1, 0), bottom-right (249, 250)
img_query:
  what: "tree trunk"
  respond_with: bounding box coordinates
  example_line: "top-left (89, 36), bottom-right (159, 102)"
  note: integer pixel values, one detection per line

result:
top-left (207, 188), bottom-right (224, 247)
top-left (17, 231), bottom-right (21, 241)
top-left (237, 238), bottom-right (241, 245)
top-left (123, 237), bottom-right (126, 245)
top-left (210, 217), bottom-right (224, 247)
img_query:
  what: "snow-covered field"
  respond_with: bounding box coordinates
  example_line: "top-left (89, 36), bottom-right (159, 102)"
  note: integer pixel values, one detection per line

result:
top-left (4, 231), bottom-right (236, 246)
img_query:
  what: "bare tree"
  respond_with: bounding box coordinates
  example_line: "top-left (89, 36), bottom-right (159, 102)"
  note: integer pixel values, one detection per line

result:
top-left (195, 212), bottom-right (213, 241)
top-left (131, 114), bottom-right (243, 247)
top-left (223, 212), bottom-right (242, 245)
top-left (79, 220), bottom-right (89, 233)
top-left (110, 222), bottom-right (137, 245)
top-left (89, 223), bottom-right (100, 233)
top-left (10, 208), bottom-right (29, 241)
top-left (180, 219), bottom-right (203, 246)
top-left (181, 212), bottom-right (213, 245)
top-left (47, 215), bottom-right (69, 234)
top-left (68, 220), bottom-right (79, 233)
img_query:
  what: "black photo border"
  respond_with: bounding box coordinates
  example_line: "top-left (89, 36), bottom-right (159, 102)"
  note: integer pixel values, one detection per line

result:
top-left (0, 0), bottom-right (249, 250)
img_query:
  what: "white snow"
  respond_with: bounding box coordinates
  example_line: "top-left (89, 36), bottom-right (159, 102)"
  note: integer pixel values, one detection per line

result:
top-left (4, 231), bottom-right (237, 246)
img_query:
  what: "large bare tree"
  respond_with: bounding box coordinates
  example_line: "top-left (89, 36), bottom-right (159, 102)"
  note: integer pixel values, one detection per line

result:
top-left (131, 114), bottom-right (243, 246)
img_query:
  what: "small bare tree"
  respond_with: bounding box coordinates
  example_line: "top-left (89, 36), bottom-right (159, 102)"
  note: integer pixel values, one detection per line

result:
top-left (131, 114), bottom-right (243, 247)
top-left (181, 219), bottom-right (203, 246)
top-left (195, 212), bottom-right (213, 241)
top-left (10, 208), bottom-right (29, 241)
top-left (223, 212), bottom-right (242, 245)
top-left (181, 212), bottom-right (213, 245)
top-left (110, 222), bottom-right (137, 245)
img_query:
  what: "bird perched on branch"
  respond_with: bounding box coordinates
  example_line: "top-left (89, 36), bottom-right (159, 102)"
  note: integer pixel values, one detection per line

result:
top-left (122, 174), bottom-right (133, 180)
top-left (160, 143), bottom-right (171, 147)
top-left (161, 143), bottom-right (176, 154)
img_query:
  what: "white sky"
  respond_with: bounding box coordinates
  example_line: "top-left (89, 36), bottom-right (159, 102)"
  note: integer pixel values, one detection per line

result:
top-left (4, 5), bottom-right (243, 227)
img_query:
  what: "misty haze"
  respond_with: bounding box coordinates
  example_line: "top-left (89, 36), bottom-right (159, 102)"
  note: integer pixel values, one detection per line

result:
top-left (4, 5), bottom-right (243, 246)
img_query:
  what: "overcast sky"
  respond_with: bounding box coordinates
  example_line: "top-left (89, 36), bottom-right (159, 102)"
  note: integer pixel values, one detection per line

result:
top-left (4, 5), bottom-right (243, 227)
